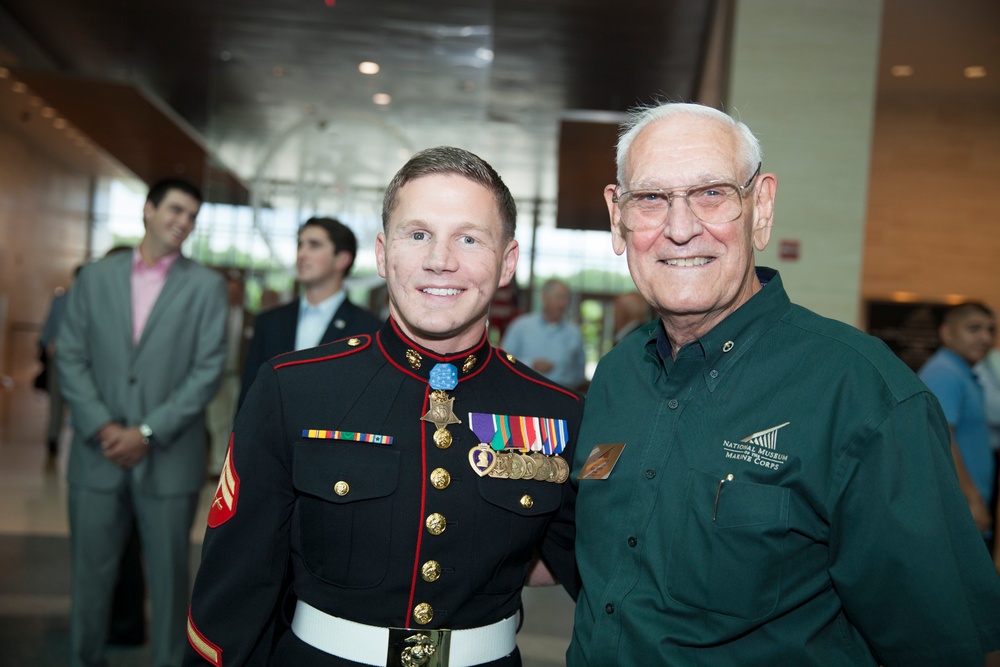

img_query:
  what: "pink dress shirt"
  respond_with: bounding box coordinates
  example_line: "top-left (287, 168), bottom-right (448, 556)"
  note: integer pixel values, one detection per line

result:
top-left (131, 247), bottom-right (179, 345)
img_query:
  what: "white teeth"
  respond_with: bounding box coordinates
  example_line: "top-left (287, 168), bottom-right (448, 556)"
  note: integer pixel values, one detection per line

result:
top-left (423, 288), bottom-right (462, 296)
top-left (665, 257), bottom-right (710, 267)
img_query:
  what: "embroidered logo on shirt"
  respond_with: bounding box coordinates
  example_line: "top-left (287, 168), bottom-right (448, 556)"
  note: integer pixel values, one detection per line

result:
top-left (722, 422), bottom-right (790, 470)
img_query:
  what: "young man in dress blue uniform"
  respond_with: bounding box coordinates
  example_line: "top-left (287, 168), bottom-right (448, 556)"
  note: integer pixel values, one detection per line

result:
top-left (187, 147), bottom-right (582, 667)
top-left (567, 102), bottom-right (1000, 666)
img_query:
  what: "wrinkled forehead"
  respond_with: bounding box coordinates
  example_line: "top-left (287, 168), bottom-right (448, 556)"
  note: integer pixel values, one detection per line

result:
top-left (624, 115), bottom-right (743, 188)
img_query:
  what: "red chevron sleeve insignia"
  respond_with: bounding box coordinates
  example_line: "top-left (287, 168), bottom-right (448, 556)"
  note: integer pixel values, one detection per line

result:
top-left (207, 434), bottom-right (240, 528)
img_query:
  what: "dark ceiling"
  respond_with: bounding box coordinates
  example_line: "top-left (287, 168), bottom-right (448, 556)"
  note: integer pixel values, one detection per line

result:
top-left (0, 0), bottom-right (720, 212)
top-left (1, 0), bottom-right (998, 221)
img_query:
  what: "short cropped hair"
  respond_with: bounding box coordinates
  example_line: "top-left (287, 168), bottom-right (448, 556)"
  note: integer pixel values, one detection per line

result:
top-left (381, 146), bottom-right (517, 243)
top-left (615, 102), bottom-right (762, 186)
top-left (942, 301), bottom-right (995, 327)
top-left (300, 217), bottom-right (359, 276)
top-left (146, 178), bottom-right (203, 207)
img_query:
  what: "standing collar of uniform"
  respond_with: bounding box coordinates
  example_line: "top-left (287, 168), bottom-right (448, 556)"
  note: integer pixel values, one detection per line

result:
top-left (376, 316), bottom-right (492, 384)
top-left (648, 267), bottom-right (791, 381)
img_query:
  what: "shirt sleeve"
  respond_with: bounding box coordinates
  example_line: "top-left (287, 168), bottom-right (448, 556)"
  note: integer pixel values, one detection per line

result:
top-left (828, 391), bottom-right (1000, 667)
top-left (919, 363), bottom-right (965, 427)
top-left (186, 364), bottom-right (295, 666)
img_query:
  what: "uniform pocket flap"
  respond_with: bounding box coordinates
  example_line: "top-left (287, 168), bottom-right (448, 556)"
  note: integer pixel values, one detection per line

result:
top-left (293, 441), bottom-right (400, 503)
top-left (477, 477), bottom-right (563, 517)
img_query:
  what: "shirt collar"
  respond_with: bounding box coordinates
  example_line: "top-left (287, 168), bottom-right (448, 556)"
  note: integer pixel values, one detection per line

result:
top-left (299, 290), bottom-right (345, 318)
top-left (647, 267), bottom-right (790, 387)
top-left (132, 246), bottom-right (180, 274)
top-left (376, 316), bottom-right (492, 384)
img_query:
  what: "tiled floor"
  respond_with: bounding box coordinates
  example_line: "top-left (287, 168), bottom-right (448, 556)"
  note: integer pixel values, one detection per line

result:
top-left (0, 386), bottom-right (575, 666)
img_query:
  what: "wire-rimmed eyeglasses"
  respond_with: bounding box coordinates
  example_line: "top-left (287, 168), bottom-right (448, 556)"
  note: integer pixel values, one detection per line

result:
top-left (612, 163), bottom-right (761, 231)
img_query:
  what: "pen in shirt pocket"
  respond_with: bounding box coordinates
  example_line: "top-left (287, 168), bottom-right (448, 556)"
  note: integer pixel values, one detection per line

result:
top-left (713, 473), bottom-right (734, 522)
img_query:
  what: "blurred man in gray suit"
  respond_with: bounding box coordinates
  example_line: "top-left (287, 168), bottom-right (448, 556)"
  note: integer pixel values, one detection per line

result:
top-left (58, 178), bottom-right (228, 667)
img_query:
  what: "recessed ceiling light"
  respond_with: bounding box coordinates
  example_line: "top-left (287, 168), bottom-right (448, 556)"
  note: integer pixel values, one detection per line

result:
top-left (0, 67), bottom-right (9, 79)
top-left (964, 66), bottom-right (987, 79)
top-left (359, 61), bottom-right (380, 75)
top-left (41, 107), bottom-right (56, 118)
top-left (476, 48), bottom-right (494, 62)
top-left (11, 81), bottom-right (27, 93)
top-left (373, 93), bottom-right (391, 105)
top-left (53, 118), bottom-right (67, 129)
top-left (890, 65), bottom-right (914, 77)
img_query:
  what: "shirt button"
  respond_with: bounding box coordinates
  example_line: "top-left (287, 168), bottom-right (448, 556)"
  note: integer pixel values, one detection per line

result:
top-left (710, 369), bottom-right (719, 378)
top-left (645, 469), bottom-right (656, 479)
top-left (627, 536), bottom-right (637, 547)
top-left (605, 603), bottom-right (615, 614)
top-left (668, 399), bottom-right (678, 409)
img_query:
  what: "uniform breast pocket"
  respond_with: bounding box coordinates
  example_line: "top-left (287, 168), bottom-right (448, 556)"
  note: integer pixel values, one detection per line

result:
top-left (292, 441), bottom-right (400, 589)
top-left (665, 469), bottom-right (789, 620)
top-left (472, 478), bottom-right (563, 595)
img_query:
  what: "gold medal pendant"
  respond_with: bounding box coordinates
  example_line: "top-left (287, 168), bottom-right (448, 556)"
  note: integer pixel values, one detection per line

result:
top-left (520, 453), bottom-right (537, 479)
top-left (550, 455), bottom-right (570, 484)
top-left (469, 444), bottom-right (497, 477)
top-left (489, 452), bottom-right (512, 478)
top-left (421, 389), bottom-right (461, 449)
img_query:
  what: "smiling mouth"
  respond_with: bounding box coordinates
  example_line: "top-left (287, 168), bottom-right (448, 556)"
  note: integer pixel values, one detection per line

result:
top-left (422, 288), bottom-right (463, 296)
top-left (663, 257), bottom-right (712, 267)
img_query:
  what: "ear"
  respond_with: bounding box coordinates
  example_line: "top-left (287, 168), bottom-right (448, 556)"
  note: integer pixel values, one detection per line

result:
top-left (751, 172), bottom-right (777, 252)
top-left (605, 184), bottom-right (627, 256)
top-left (375, 233), bottom-right (387, 279)
top-left (938, 321), bottom-right (953, 348)
top-left (142, 200), bottom-right (155, 227)
top-left (498, 239), bottom-right (519, 288)
top-left (334, 250), bottom-right (354, 274)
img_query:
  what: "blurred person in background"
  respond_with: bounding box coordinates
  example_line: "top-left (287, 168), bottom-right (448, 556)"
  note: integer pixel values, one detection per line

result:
top-left (501, 278), bottom-right (586, 391)
top-left (58, 178), bottom-right (227, 667)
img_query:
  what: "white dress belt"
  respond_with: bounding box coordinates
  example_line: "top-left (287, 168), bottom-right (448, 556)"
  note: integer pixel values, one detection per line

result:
top-left (290, 600), bottom-right (518, 667)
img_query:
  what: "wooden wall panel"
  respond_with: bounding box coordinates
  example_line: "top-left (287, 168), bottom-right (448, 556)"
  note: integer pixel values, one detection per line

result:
top-left (0, 122), bottom-right (90, 384)
top-left (862, 98), bottom-right (1000, 320)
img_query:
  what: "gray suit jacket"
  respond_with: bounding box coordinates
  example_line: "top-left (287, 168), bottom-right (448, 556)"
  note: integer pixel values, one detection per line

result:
top-left (57, 251), bottom-right (228, 496)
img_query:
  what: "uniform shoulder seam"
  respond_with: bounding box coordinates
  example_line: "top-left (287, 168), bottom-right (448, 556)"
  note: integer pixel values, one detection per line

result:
top-left (494, 348), bottom-right (582, 402)
top-left (273, 334), bottom-right (372, 370)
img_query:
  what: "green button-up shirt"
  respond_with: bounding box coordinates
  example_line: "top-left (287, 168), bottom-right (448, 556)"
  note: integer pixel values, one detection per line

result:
top-left (569, 268), bottom-right (1000, 667)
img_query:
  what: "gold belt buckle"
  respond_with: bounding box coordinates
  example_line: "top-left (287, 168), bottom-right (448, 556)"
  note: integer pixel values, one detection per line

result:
top-left (387, 627), bottom-right (452, 667)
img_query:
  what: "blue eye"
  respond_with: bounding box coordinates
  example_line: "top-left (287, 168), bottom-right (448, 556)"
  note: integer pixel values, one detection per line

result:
top-left (461, 236), bottom-right (476, 245)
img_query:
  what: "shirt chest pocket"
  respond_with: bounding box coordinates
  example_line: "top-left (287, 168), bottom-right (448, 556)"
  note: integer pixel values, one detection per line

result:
top-left (665, 468), bottom-right (790, 620)
top-left (472, 478), bottom-right (564, 595)
top-left (292, 441), bottom-right (400, 589)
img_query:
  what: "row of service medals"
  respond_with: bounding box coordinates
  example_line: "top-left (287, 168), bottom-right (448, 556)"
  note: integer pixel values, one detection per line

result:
top-left (467, 413), bottom-right (570, 483)
top-left (415, 355), bottom-right (569, 484)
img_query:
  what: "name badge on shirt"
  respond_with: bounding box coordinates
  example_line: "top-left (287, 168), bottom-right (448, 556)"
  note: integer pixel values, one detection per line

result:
top-left (578, 443), bottom-right (625, 480)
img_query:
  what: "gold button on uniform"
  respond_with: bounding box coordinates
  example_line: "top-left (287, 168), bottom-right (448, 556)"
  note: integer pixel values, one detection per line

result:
top-left (425, 513), bottom-right (446, 535)
top-left (347, 337), bottom-right (361, 347)
top-left (520, 494), bottom-right (533, 509)
top-left (421, 560), bottom-right (442, 582)
top-left (413, 602), bottom-right (434, 625)
top-left (334, 481), bottom-right (350, 496)
top-left (430, 468), bottom-right (451, 490)
top-left (433, 428), bottom-right (452, 449)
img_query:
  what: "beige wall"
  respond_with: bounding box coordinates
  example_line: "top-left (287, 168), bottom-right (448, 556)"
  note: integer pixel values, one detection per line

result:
top-left (862, 97), bottom-right (1000, 315)
top-left (0, 121), bottom-right (91, 384)
top-left (728, 0), bottom-right (883, 326)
